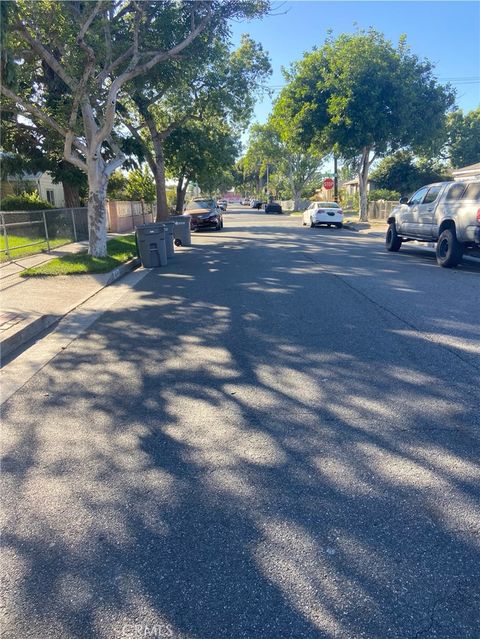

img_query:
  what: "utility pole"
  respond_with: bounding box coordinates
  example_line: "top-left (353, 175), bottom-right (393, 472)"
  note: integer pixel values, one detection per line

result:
top-left (334, 155), bottom-right (338, 203)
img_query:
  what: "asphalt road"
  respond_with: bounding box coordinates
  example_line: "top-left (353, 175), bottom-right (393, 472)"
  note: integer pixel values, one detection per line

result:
top-left (2, 210), bottom-right (480, 639)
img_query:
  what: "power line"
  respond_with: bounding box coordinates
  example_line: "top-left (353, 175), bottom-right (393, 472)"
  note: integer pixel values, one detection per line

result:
top-left (263, 76), bottom-right (480, 91)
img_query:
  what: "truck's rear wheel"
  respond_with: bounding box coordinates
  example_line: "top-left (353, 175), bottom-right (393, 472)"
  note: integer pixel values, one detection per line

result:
top-left (386, 223), bottom-right (402, 252)
top-left (436, 229), bottom-right (463, 267)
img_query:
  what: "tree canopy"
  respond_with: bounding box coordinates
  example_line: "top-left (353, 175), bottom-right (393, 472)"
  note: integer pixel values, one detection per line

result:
top-left (445, 108), bottom-right (480, 169)
top-left (273, 29), bottom-right (456, 219)
top-left (1, 0), bottom-right (270, 254)
top-left (370, 151), bottom-right (451, 196)
top-left (241, 122), bottom-right (324, 206)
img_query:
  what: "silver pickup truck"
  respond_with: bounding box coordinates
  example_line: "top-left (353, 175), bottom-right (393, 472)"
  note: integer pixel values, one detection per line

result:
top-left (386, 180), bottom-right (480, 267)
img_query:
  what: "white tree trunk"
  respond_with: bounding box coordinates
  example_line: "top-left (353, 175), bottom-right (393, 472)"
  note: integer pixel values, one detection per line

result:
top-left (87, 161), bottom-right (109, 257)
top-left (358, 147), bottom-right (371, 222)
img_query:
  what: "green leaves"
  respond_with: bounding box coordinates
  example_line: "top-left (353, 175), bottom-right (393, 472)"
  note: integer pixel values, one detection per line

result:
top-left (273, 29), bottom-right (456, 162)
top-left (446, 108), bottom-right (480, 168)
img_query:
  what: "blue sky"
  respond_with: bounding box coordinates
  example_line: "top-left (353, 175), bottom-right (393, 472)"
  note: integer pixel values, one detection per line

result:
top-left (230, 1), bottom-right (480, 129)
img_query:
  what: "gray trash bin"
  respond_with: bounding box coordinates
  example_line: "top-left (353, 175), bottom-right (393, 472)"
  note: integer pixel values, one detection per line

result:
top-left (136, 224), bottom-right (167, 268)
top-left (162, 221), bottom-right (175, 258)
top-left (169, 215), bottom-right (192, 247)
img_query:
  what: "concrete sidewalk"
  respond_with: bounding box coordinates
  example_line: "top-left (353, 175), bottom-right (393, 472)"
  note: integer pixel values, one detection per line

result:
top-left (0, 237), bottom-right (139, 363)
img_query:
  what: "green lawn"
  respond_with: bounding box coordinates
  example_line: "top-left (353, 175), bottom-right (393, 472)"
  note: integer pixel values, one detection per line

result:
top-left (21, 235), bottom-right (138, 276)
top-left (0, 234), bottom-right (72, 262)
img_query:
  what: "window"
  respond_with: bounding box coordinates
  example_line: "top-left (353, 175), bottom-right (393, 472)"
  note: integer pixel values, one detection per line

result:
top-left (445, 183), bottom-right (466, 201)
top-left (462, 182), bottom-right (480, 202)
top-left (186, 199), bottom-right (215, 210)
top-left (46, 189), bottom-right (55, 205)
top-left (322, 202), bottom-right (340, 208)
top-left (423, 185), bottom-right (442, 204)
top-left (409, 187), bottom-right (429, 206)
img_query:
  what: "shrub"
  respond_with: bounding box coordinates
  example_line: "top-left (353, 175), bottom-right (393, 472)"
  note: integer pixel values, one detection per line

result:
top-left (368, 189), bottom-right (400, 202)
top-left (0, 192), bottom-right (54, 211)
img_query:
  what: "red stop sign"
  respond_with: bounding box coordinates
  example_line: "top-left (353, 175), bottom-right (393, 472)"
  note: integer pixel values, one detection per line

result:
top-left (323, 178), bottom-right (334, 190)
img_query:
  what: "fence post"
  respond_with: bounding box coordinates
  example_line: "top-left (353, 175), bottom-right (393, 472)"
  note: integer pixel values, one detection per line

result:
top-left (1, 213), bottom-right (11, 260)
top-left (42, 210), bottom-right (51, 252)
top-left (71, 208), bottom-right (77, 242)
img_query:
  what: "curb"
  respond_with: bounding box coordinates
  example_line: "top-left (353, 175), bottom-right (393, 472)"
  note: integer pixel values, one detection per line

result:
top-left (0, 257), bottom-right (141, 365)
top-left (104, 257), bottom-right (141, 286)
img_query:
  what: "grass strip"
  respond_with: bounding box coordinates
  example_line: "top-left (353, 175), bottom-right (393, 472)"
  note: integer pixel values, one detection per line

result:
top-left (21, 235), bottom-right (137, 276)
top-left (0, 236), bottom-right (72, 262)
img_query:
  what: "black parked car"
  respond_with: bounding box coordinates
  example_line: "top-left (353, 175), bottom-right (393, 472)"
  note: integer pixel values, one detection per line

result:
top-left (186, 198), bottom-right (223, 231)
top-left (265, 202), bottom-right (282, 214)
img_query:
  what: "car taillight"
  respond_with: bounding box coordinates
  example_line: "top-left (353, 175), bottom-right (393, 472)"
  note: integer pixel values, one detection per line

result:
top-left (477, 208), bottom-right (480, 224)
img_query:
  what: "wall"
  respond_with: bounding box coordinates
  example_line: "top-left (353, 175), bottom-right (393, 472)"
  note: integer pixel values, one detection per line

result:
top-left (279, 199), bottom-right (310, 212)
top-left (37, 172), bottom-right (65, 207)
top-left (107, 200), bottom-right (155, 233)
top-left (367, 200), bottom-right (398, 220)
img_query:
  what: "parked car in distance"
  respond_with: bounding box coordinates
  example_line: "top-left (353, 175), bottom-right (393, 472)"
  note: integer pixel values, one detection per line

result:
top-left (386, 180), bottom-right (480, 267)
top-left (303, 202), bottom-right (343, 228)
top-left (185, 198), bottom-right (223, 231)
top-left (217, 199), bottom-right (227, 210)
top-left (250, 199), bottom-right (263, 209)
top-left (265, 202), bottom-right (283, 214)
top-left (241, 198), bottom-right (251, 205)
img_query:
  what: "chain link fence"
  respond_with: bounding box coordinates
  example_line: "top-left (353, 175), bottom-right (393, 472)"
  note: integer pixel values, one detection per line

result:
top-left (0, 208), bottom-right (88, 262)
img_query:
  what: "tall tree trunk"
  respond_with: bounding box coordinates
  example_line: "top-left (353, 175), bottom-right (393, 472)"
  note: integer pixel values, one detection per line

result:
top-left (293, 191), bottom-right (302, 212)
top-left (153, 140), bottom-right (169, 221)
top-left (175, 175), bottom-right (190, 213)
top-left (139, 108), bottom-right (169, 222)
top-left (181, 178), bottom-right (189, 210)
top-left (358, 147), bottom-right (371, 222)
top-left (62, 181), bottom-right (80, 208)
top-left (87, 160), bottom-right (108, 257)
top-left (152, 152), bottom-right (169, 221)
top-left (176, 175), bottom-right (184, 214)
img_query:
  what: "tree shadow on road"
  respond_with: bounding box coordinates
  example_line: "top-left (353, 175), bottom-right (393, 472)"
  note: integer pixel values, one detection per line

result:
top-left (2, 224), bottom-right (480, 638)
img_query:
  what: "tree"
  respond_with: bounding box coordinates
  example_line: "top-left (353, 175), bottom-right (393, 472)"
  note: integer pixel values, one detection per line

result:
top-left (370, 151), bottom-right (451, 196)
top-left (273, 29), bottom-right (455, 220)
top-left (242, 123), bottom-right (324, 208)
top-left (120, 33), bottom-right (271, 221)
top-left (164, 119), bottom-right (238, 212)
top-left (1, 1), bottom-right (269, 255)
top-left (446, 108), bottom-right (480, 169)
top-left (125, 166), bottom-right (156, 203)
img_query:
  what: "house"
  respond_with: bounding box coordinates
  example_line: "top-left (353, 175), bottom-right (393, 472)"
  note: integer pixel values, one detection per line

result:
top-left (314, 178), bottom-right (376, 202)
top-left (2, 171), bottom-right (65, 207)
top-left (341, 178), bottom-right (376, 197)
top-left (451, 162), bottom-right (480, 182)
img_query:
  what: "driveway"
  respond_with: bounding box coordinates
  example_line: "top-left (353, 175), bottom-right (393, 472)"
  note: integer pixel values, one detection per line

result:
top-left (2, 211), bottom-right (479, 638)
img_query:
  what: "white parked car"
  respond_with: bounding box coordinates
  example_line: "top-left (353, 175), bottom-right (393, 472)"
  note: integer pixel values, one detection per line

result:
top-left (303, 202), bottom-right (343, 228)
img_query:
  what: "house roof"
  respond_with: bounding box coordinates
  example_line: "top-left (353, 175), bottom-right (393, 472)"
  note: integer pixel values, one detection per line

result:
top-left (452, 162), bottom-right (480, 174)
top-left (6, 171), bottom-right (43, 182)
